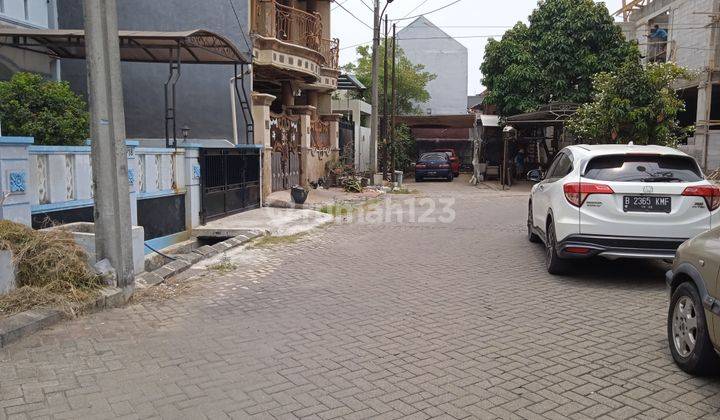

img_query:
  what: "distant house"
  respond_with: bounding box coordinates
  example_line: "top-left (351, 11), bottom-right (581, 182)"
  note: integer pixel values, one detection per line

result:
top-left (397, 16), bottom-right (468, 116)
top-left (0, 0), bottom-right (58, 80)
top-left (468, 91), bottom-right (496, 115)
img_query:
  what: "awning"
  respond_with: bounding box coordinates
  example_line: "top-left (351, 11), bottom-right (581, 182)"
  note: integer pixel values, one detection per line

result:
top-left (479, 114), bottom-right (500, 127)
top-left (338, 74), bottom-right (366, 91)
top-left (394, 114), bottom-right (476, 129)
top-left (0, 28), bottom-right (250, 64)
top-left (505, 102), bottom-right (579, 125)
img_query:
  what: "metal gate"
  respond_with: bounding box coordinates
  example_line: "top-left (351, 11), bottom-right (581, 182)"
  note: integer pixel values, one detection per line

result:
top-left (270, 113), bottom-right (301, 191)
top-left (339, 119), bottom-right (354, 166)
top-left (199, 147), bottom-right (261, 224)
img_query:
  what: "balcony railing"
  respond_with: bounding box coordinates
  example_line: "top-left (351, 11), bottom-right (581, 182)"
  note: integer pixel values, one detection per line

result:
top-left (253, 0), bottom-right (322, 53)
top-left (320, 38), bottom-right (340, 69)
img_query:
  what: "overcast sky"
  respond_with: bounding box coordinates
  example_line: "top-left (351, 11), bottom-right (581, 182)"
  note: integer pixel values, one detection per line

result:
top-left (331, 0), bottom-right (626, 95)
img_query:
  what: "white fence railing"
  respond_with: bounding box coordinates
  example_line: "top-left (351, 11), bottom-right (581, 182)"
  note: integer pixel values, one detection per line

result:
top-left (0, 136), bottom-right (199, 228)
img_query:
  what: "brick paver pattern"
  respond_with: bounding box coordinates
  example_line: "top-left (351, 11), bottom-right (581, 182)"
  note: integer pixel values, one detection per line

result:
top-left (2, 179), bottom-right (720, 419)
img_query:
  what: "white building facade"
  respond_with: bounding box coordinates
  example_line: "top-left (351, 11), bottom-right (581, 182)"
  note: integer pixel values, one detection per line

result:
top-left (397, 16), bottom-right (468, 116)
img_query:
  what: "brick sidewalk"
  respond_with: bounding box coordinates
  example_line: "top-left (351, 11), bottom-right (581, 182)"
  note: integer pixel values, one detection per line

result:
top-left (1, 179), bottom-right (719, 419)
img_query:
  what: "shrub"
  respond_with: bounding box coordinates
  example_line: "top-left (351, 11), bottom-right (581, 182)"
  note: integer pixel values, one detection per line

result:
top-left (0, 72), bottom-right (89, 146)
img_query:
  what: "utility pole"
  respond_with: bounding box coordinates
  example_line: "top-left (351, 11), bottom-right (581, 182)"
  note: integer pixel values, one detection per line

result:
top-left (390, 23), bottom-right (397, 175)
top-left (83, 0), bottom-right (135, 287)
top-left (382, 15), bottom-right (389, 177)
top-left (370, 0), bottom-right (381, 175)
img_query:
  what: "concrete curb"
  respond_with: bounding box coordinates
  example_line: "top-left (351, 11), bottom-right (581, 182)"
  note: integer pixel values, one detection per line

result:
top-left (0, 231), bottom-right (266, 348)
top-left (266, 197), bottom-right (376, 211)
top-left (0, 285), bottom-right (132, 348)
top-left (136, 230), bottom-right (265, 289)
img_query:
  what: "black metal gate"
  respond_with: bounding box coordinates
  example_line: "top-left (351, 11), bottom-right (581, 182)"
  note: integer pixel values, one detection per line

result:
top-left (339, 119), bottom-right (354, 166)
top-left (199, 147), bottom-right (261, 224)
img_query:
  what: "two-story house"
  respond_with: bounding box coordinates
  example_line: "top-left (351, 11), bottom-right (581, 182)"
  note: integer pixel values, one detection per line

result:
top-left (617, 0), bottom-right (720, 170)
top-left (250, 0), bottom-right (341, 196)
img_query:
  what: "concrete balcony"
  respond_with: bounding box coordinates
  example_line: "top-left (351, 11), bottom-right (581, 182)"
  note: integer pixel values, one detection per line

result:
top-left (252, 0), bottom-right (324, 83)
top-left (251, 0), bottom-right (339, 85)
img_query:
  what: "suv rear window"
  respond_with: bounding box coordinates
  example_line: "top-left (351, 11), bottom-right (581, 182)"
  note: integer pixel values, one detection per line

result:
top-left (584, 155), bottom-right (702, 182)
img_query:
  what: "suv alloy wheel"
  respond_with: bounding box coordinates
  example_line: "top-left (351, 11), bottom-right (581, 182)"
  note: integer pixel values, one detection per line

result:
top-left (668, 282), bottom-right (719, 375)
top-left (545, 221), bottom-right (569, 275)
top-left (528, 203), bottom-right (540, 243)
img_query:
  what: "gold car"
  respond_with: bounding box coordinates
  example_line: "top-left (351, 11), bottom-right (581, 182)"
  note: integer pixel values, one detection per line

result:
top-left (667, 228), bottom-right (720, 374)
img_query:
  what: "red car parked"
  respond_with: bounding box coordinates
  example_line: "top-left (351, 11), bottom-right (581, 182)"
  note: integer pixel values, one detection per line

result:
top-left (432, 149), bottom-right (460, 177)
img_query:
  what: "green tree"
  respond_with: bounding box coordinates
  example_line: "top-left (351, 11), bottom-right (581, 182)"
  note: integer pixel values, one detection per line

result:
top-left (343, 42), bottom-right (436, 115)
top-left (481, 0), bottom-right (636, 116)
top-left (381, 124), bottom-right (415, 171)
top-left (567, 59), bottom-right (692, 146)
top-left (0, 72), bottom-right (89, 146)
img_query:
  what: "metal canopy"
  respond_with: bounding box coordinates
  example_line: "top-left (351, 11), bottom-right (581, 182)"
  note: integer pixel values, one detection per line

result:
top-left (0, 28), bottom-right (253, 148)
top-left (394, 115), bottom-right (476, 129)
top-left (505, 102), bottom-right (579, 126)
top-left (0, 28), bottom-right (250, 64)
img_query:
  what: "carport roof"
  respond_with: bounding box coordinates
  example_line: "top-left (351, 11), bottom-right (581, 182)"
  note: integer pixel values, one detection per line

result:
top-left (394, 114), bottom-right (476, 129)
top-left (0, 28), bottom-right (250, 64)
top-left (505, 102), bottom-right (579, 125)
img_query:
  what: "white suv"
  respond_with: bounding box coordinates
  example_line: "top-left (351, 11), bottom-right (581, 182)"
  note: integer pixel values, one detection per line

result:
top-left (527, 144), bottom-right (720, 274)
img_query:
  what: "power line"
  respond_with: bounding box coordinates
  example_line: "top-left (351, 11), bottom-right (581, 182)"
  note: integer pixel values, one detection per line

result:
top-left (332, 0), bottom-right (350, 11)
top-left (340, 34), bottom-right (506, 50)
top-left (401, 0), bottom-right (430, 19)
top-left (390, 0), bottom-right (465, 22)
top-left (228, 0), bottom-right (252, 53)
top-left (335, 1), bottom-right (374, 30)
top-left (358, 0), bottom-right (374, 13)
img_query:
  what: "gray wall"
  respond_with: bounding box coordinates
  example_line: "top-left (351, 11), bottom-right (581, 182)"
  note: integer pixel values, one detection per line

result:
top-left (58, 0), bottom-right (252, 142)
top-left (397, 16), bottom-right (468, 116)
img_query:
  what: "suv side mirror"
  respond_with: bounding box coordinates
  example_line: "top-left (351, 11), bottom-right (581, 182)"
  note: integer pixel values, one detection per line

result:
top-left (526, 169), bottom-right (543, 182)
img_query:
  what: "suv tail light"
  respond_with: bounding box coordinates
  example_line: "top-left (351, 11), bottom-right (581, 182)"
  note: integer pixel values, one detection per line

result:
top-left (415, 163), bottom-right (426, 169)
top-left (682, 185), bottom-right (720, 211)
top-left (563, 182), bottom-right (614, 207)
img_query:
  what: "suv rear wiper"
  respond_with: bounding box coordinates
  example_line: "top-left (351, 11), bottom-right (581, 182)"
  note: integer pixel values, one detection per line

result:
top-left (640, 177), bottom-right (684, 182)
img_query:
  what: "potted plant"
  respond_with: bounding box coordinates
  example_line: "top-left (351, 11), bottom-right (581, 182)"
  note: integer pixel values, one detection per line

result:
top-left (291, 184), bottom-right (310, 204)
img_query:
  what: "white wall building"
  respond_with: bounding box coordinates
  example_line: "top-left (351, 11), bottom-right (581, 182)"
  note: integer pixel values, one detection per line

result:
top-left (397, 16), bottom-right (468, 116)
top-left (0, 0), bottom-right (58, 80)
top-left (332, 92), bottom-right (373, 173)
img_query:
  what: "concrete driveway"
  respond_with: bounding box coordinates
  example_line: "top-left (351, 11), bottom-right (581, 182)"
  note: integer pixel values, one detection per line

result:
top-left (1, 176), bottom-right (719, 419)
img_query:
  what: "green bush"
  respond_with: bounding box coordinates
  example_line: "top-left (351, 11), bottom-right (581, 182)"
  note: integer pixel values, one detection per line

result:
top-left (0, 72), bottom-right (89, 146)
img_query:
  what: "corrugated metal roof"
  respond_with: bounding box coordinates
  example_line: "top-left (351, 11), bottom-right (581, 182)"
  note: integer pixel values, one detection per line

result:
top-left (394, 114), bottom-right (476, 128)
top-left (337, 74), bottom-right (366, 91)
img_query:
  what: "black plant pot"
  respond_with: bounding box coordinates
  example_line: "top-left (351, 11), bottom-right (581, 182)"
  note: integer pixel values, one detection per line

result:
top-left (291, 185), bottom-right (308, 204)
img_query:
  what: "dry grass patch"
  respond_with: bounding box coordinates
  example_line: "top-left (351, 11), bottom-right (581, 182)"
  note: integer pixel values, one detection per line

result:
top-left (0, 220), bottom-right (101, 317)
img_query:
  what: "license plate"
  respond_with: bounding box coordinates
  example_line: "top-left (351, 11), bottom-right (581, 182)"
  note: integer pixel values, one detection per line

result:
top-left (427, 171), bottom-right (437, 176)
top-left (623, 195), bottom-right (671, 213)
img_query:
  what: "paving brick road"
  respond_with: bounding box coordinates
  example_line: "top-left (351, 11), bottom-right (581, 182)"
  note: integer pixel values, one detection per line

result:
top-left (2, 178), bottom-right (720, 419)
